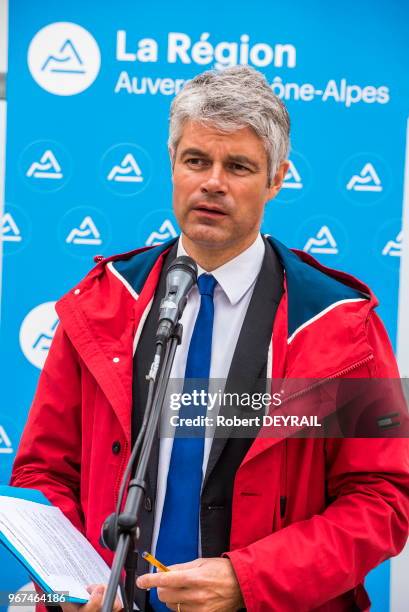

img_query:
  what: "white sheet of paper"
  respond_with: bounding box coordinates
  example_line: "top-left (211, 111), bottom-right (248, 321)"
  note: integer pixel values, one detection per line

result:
top-left (0, 496), bottom-right (115, 601)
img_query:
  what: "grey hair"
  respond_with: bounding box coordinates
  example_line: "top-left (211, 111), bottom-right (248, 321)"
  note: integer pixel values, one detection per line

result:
top-left (168, 66), bottom-right (290, 185)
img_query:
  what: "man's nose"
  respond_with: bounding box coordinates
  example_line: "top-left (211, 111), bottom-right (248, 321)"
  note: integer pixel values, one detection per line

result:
top-left (200, 164), bottom-right (227, 196)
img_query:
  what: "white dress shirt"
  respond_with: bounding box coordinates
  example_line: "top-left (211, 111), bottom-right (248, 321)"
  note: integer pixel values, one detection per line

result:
top-left (151, 233), bottom-right (265, 556)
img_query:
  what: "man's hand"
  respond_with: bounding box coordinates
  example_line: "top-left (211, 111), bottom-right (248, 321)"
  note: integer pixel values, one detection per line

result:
top-left (136, 557), bottom-right (244, 611)
top-left (61, 584), bottom-right (122, 612)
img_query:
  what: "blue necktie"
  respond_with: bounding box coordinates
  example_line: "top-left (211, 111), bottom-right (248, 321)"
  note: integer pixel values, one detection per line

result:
top-left (149, 274), bottom-right (217, 611)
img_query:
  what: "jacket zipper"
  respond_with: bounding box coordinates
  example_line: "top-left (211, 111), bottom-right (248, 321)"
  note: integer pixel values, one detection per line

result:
top-left (277, 353), bottom-right (374, 523)
top-left (281, 354), bottom-right (374, 406)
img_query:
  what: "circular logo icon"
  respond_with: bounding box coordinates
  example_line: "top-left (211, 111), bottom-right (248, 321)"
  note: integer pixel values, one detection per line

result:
top-left (138, 209), bottom-right (179, 247)
top-left (373, 218), bottom-right (403, 271)
top-left (19, 302), bottom-right (59, 370)
top-left (1, 204), bottom-right (32, 255)
top-left (275, 150), bottom-right (312, 204)
top-left (100, 144), bottom-right (153, 197)
top-left (295, 215), bottom-right (349, 264)
top-left (27, 22), bottom-right (101, 95)
top-left (339, 153), bottom-right (391, 206)
top-left (19, 140), bottom-right (71, 193)
top-left (0, 416), bottom-right (19, 489)
top-left (58, 206), bottom-right (111, 259)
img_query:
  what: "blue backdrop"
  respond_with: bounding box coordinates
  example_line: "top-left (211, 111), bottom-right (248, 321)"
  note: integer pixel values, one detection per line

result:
top-left (1, 1), bottom-right (407, 609)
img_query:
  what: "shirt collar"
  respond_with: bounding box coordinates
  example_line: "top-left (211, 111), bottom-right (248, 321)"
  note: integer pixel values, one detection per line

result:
top-left (177, 233), bottom-right (265, 305)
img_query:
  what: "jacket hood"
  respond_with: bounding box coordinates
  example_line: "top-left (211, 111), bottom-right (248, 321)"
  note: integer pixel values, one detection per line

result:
top-left (96, 235), bottom-right (374, 340)
top-left (267, 237), bottom-right (374, 342)
top-left (56, 235), bottom-right (376, 383)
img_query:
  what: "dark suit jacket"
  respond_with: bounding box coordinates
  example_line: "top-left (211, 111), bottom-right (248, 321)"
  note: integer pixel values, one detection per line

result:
top-left (132, 238), bottom-right (283, 610)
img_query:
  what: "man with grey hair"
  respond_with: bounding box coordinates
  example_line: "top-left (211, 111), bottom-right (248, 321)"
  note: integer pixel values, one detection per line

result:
top-left (11, 65), bottom-right (409, 612)
top-left (168, 66), bottom-right (290, 185)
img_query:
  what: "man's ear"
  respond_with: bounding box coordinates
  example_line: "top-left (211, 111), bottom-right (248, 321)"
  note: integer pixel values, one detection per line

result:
top-left (267, 160), bottom-right (290, 199)
top-left (169, 146), bottom-right (175, 174)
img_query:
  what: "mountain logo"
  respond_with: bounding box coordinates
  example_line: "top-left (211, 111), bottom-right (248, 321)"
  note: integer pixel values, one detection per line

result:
top-left (346, 163), bottom-right (382, 192)
top-left (27, 22), bottom-right (101, 95)
top-left (304, 226), bottom-right (339, 255)
top-left (107, 153), bottom-right (144, 183)
top-left (282, 160), bottom-right (303, 189)
top-left (66, 216), bottom-right (102, 245)
top-left (41, 39), bottom-right (85, 74)
top-left (1, 212), bottom-right (22, 242)
top-left (146, 219), bottom-right (178, 246)
top-left (26, 150), bottom-right (63, 180)
top-left (32, 318), bottom-right (59, 353)
top-left (0, 425), bottom-right (13, 454)
top-left (19, 302), bottom-right (59, 370)
top-left (382, 230), bottom-right (402, 257)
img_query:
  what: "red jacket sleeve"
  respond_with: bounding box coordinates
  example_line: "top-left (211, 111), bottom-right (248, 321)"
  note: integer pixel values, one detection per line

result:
top-left (10, 324), bottom-right (85, 532)
top-left (226, 312), bottom-right (409, 611)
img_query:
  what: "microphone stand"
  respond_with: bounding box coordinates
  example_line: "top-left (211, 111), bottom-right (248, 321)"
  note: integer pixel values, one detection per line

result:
top-left (101, 323), bottom-right (183, 612)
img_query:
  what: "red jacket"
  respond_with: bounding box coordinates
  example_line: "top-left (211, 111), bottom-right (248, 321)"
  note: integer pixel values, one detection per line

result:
top-left (11, 237), bottom-right (409, 611)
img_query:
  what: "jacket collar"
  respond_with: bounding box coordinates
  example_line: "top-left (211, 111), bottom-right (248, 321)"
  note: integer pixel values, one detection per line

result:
top-left (56, 236), bottom-right (376, 444)
top-left (106, 235), bottom-right (374, 346)
top-left (107, 238), bottom-right (177, 295)
top-left (267, 236), bottom-right (372, 342)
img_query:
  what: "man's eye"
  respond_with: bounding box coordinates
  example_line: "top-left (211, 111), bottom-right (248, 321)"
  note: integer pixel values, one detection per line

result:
top-left (229, 163), bottom-right (250, 174)
top-left (185, 158), bottom-right (208, 168)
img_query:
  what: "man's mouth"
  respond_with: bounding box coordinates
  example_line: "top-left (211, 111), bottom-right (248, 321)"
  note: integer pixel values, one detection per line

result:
top-left (193, 204), bottom-right (227, 217)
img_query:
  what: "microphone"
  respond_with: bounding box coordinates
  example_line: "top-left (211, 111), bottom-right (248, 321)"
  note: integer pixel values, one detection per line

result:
top-left (156, 256), bottom-right (198, 344)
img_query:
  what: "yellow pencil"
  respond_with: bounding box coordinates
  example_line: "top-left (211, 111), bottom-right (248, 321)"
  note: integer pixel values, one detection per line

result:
top-left (142, 551), bottom-right (170, 573)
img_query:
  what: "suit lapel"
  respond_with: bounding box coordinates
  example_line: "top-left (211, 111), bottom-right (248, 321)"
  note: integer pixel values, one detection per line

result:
top-left (133, 238), bottom-right (284, 501)
top-left (203, 240), bottom-right (283, 488)
top-left (132, 242), bottom-right (178, 497)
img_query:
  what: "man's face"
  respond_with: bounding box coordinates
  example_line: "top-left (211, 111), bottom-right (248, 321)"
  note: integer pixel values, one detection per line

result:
top-left (171, 121), bottom-right (287, 256)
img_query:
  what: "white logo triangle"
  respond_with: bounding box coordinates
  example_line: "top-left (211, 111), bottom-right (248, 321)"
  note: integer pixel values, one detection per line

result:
top-left (66, 216), bottom-right (102, 245)
top-left (283, 160), bottom-right (303, 189)
top-left (0, 425), bottom-right (13, 454)
top-left (304, 225), bottom-right (339, 255)
top-left (26, 150), bottom-right (63, 179)
top-left (107, 153), bottom-right (144, 183)
top-left (146, 219), bottom-right (178, 246)
top-left (382, 230), bottom-right (402, 257)
top-left (1, 212), bottom-right (22, 242)
top-left (346, 163), bottom-right (382, 192)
